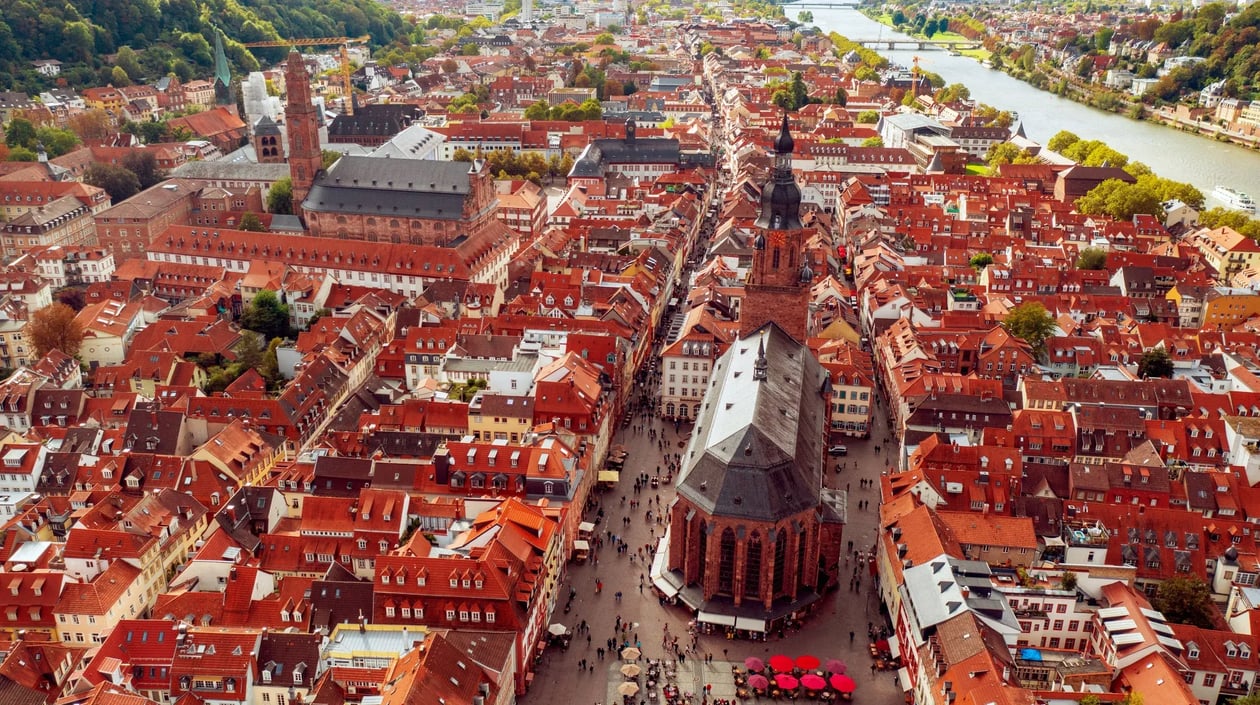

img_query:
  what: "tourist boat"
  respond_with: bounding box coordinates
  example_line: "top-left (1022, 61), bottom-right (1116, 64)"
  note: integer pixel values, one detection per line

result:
top-left (1213, 186), bottom-right (1257, 214)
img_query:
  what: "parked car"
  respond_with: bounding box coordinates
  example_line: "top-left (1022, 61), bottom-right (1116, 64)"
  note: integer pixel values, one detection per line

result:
top-left (828, 445), bottom-right (848, 456)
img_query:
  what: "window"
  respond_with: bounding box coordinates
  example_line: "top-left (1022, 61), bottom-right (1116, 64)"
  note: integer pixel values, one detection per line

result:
top-left (1203, 674), bottom-right (1216, 687)
top-left (385, 605), bottom-right (395, 617)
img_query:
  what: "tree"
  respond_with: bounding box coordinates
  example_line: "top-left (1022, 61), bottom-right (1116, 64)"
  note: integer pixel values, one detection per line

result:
top-left (855, 110), bottom-right (880, 124)
top-left (986, 142), bottom-right (1036, 168)
top-left (924, 19), bottom-right (939, 38)
top-left (1095, 27), bottom-right (1115, 52)
top-left (84, 163), bottom-right (141, 202)
top-left (260, 337), bottom-right (283, 385)
top-left (121, 151), bottom-right (164, 189)
top-left (1076, 247), bottom-right (1108, 270)
top-left (524, 100), bottom-right (550, 120)
top-left (27, 302), bottom-right (85, 359)
top-left (1076, 179), bottom-right (1163, 220)
top-left (239, 290), bottom-right (291, 341)
top-left (1059, 571), bottom-right (1078, 591)
top-left (1046, 130), bottom-right (1080, 153)
top-left (267, 177), bottom-right (293, 215)
top-left (594, 33), bottom-right (614, 45)
top-left (6, 147), bottom-right (36, 162)
top-left (4, 118), bottom-right (36, 150)
top-left (54, 288), bottom-right (86, 311)
top-left (1002, 302), bottom-right (1056, 358)
top-left (1138, 348), bottom-right (1175, 379)
top-left (35, 127), bottom-right (80, 157)
top-left (67, 110), bottom-right (113, 142)
top-left (1230, 695), bottom-right (1260, 705)
top-left (1152, 576), bottom-right (1216, 629)
top-left (238, 212), bottom-right (265, 231)
top-left (110, 65), bottom-right (132, 87)
top-left (861, 136), bottom-right (883, 147)
top-left (234, 331), bottom-right (266, 371)
top-left (115, 46), bottom-right (143, 82)
top-left (969, 253), bottom-right (994, 270)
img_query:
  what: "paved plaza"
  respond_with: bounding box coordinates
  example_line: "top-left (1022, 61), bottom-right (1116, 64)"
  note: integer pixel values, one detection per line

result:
top-left (523, 390), bottom-right (904, 705)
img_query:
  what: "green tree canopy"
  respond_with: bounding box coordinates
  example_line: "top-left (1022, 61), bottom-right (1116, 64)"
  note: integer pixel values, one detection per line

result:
top-left (239, 290), bottom-right (291, 341)
top-left (855, 110), bottom-right (880, 124)
top-left (969, 253), bottom-right (994, 270)
top-left (1152, 576), bottom-right (1216, 629)
top-left (1138, 348), bottom-right (1175, 378)
top-left (238, 212), bottom-right (264, 231)
top-left (1046, 130), bottom-right (1080, 153)
top-left (1076, 247), bottom-right (1108, 270)
top-left (267, 177), bottom-right (293, 215)
top-left (84, 162), bottom-right (141, 202)
top-left (1002, 302), bottom-right (1057, 358)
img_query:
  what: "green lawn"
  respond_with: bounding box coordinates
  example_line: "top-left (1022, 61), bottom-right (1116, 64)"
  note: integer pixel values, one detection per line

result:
top-left (965, 164), bottom-right (991, 176)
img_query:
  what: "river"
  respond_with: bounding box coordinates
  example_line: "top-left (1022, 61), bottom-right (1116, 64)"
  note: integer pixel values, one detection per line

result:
top-left (808, 6), bottom-right (1260, 207)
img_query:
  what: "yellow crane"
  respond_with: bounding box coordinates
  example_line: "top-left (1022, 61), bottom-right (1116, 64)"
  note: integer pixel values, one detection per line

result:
top-left (243, 35), bottom-right (370, 115)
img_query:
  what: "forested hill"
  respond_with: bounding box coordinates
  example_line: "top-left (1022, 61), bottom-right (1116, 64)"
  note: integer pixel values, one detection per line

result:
top-left (0, 0), bottom-right (407, 92)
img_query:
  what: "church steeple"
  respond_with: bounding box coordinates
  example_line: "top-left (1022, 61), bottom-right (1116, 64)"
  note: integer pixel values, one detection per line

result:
top-left (741, 111), bottom-right (810, 342)
top-left (754, 113), bottom-right (803, 231)
top-left (212, 30), bottom-right (233, 106)
top-left (285, 50), bottom-right (324, 217)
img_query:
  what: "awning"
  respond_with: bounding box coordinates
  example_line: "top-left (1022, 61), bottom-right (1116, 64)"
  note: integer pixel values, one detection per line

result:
top-left (598, 470), bottom-right (620, 482)
top-left (697, 611), bottom-right (736, 627)
top-left (897, 667), bottom-right (911, 692)
top-left (578, 521), bottom-right (596, 533)
top-left (888, 634), bottom-right (901, 658)
top-left (734, 617), bottom-right (766, 632)
top-left (574, 540), bottom-right (590, 551)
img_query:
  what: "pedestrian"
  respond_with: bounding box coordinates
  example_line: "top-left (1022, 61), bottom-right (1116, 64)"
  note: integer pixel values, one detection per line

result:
top-left (849, 630), bottom-right (855, 644)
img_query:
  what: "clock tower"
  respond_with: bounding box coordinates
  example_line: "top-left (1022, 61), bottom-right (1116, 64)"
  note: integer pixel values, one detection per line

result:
top-left (741, 113), bottom-right (812, 341)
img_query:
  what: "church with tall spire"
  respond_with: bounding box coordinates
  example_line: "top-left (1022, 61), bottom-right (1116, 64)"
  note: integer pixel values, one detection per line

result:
top-left (653, 112), bottom-right (844, 631)
top-left (740, 113), bottom-right (813, 342)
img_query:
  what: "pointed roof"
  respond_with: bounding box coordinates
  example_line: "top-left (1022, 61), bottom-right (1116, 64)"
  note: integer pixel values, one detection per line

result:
top-left (213, 31), bottom-right (232, 91)
top-left (676, 323), bottom-right (828, 522)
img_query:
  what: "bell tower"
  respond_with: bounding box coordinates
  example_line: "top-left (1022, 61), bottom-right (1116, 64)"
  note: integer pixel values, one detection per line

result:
top-left (741, 113), bottom-right (812, 341)
top-left (284, 50), bottom-right (323, 216)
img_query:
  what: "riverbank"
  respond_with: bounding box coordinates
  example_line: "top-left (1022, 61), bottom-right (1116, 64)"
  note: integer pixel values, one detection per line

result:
top-left (856, 4), bottom-right (1260, 153)
top-left (858, 10), bottom-right (990, 61)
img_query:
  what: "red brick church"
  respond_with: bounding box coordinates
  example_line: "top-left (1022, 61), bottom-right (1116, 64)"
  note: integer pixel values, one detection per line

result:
top-left (282, 50), bottom-right (515, 287)
top-left (657, 115), bottom-right (844, 634)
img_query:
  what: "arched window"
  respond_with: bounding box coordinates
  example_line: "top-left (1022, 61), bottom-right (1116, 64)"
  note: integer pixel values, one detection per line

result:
top-left (745, 532), bottom-right (763, 599)
top-left (695, 520), bottom-right (708, 587)
top-left (795, 526), bottom-right (808, 592)
top-left (772, 248), bottom-right (781, 269)
top-left (718, 528), bottom-right (736, 595)
top-left (772, 531), bottom-right (787, 596)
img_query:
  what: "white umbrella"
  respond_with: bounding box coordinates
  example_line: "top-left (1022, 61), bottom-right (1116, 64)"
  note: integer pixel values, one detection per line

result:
top-left (618, 683), bottom-right (641, 696)
top-left (621, 664), bottom-right (642, 677)
top-left (547, 623), bottom-right (568, 636)
top-left (621, 647), bottom-right (642, 660)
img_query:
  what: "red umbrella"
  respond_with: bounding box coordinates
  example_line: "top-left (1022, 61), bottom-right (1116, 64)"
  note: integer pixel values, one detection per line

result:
top-left (830, 674), bottom-right (856, 693)
top-left (774, 674), bottom-right (800, 690)
top-left (769, 655), bottom-right (794, 672)
top-left (748, 675), bottom-right (769, 690)
top-left (795, 655), bottom-right (821, 671)
top-left (744, 657), bottom-right (764, 672)
top-left (825, 659), bottom-right (847, 674)
top-left (875, 639), bottom-right (890, 652)
top-left (800, 674), bottom-right (826, 690)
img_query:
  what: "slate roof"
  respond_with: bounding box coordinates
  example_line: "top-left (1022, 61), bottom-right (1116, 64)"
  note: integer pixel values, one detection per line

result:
top-left (303, 156), bottom-right (476, 220)
top-left (675, 322), bottom-right (828, 522)
top-left (569, 135), bottom-right (682, 178)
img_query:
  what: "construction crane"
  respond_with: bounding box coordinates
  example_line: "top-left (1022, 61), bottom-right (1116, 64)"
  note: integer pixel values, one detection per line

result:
top-left (243, 35), bottom-right (370, 115)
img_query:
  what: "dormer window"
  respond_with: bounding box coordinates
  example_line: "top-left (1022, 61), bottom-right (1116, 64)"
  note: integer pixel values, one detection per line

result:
top-left (1188, 642), bottom-right (1200, 659)
top-left (450, 577), bottom-right (458, 588)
